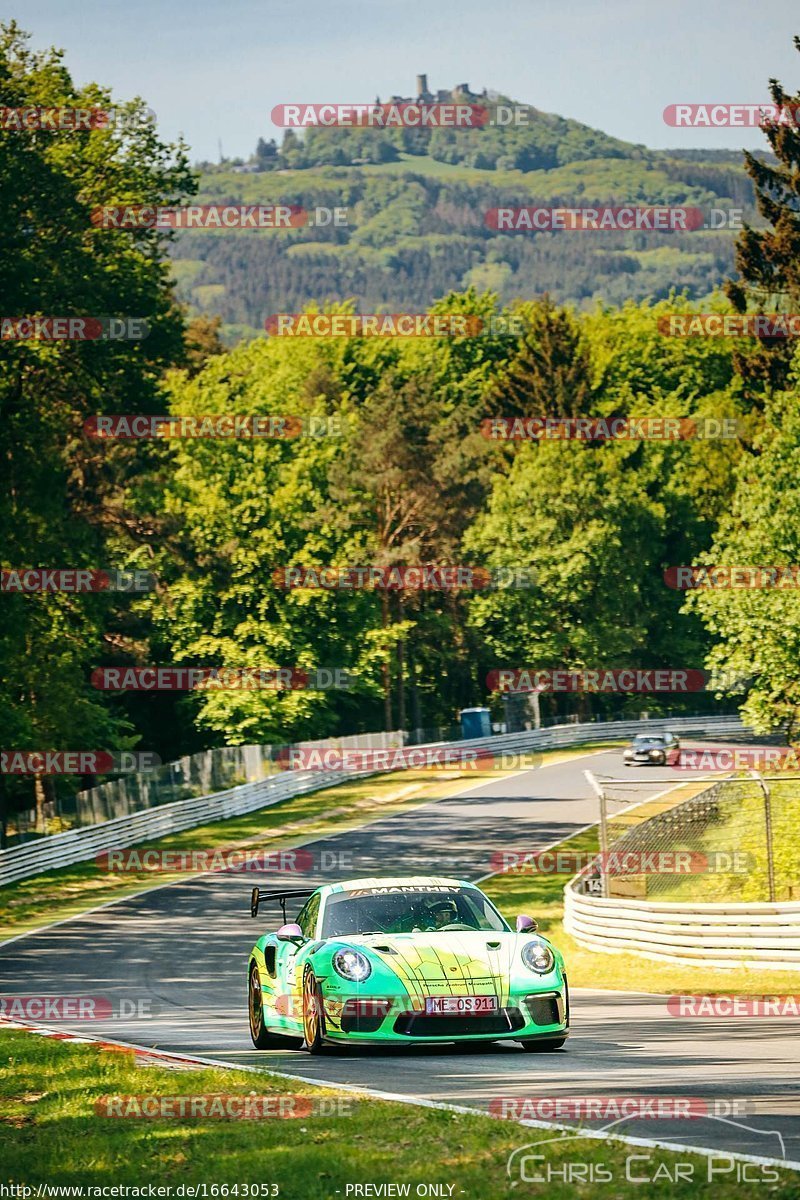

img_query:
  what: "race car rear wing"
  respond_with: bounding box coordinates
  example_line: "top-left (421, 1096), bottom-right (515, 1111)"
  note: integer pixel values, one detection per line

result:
top-left (250, 886), bottom-right (317, 921)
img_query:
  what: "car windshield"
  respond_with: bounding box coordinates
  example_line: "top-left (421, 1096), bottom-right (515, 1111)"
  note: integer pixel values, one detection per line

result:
top-left (633, 736), bottom-right (665, 747)
top-left (320, 885), bottom-right (509, 938)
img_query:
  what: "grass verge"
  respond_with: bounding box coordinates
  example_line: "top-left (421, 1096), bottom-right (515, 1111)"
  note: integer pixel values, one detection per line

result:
top-left (0, 743), bottom-right (616, 943)
top-left (1, 1029), bottom-right (795, 1196)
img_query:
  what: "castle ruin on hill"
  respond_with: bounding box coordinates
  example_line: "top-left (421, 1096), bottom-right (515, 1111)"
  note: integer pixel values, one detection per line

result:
top-left (384, 76), bottom-right (494, 105)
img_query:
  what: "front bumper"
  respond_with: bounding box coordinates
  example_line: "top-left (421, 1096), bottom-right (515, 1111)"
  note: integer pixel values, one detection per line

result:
top-left (322, 985), bottom-right (569, 1044)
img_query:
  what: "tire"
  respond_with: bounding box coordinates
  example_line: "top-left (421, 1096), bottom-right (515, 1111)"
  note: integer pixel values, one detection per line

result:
top-left (248, 963), bottom-right (302, 1050)
top-left (302, 967), bottom-right (326, 1054)
top-left (518, 1037), bottom-right (567, 1052)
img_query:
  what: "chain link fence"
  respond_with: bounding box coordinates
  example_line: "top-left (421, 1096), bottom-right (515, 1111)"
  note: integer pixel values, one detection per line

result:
top-left (580, 772), bottom-right (800, 903)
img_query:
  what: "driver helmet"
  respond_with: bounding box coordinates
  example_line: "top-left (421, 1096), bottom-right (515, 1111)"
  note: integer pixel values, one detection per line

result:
top-left (426, 897), bottom-right (458, 927)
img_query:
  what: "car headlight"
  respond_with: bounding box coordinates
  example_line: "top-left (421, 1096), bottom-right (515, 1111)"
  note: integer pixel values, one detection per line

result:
top-left (332, 948), bottom-right (372, 982)
top-left (649, 750), bottom-right (663, 759)
top-left (521, 940), bottom-right (555, 974)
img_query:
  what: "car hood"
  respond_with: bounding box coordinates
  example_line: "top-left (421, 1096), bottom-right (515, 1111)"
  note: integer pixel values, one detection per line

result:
top-left (333, 930), bottom-right (541, 993)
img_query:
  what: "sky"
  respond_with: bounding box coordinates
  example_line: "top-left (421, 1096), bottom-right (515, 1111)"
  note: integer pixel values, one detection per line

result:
top-left (14, 0), bottom-right (800, 163)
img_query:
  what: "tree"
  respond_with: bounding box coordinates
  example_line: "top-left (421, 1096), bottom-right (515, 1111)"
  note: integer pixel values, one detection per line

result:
top-left (0, 23), bottom-right (194, 827)
top-left (464, 440), bottom-right (665, 718)
top-left (688, 369), bottom-right (800, 738)
top-left (255, 136), bottom-right (277, 168)
top-left (327, 368), bottom-right (477, 731)
top-left (136, 332), bottom-right (380, 745)
top-left (183, 314), bottom-right (226, 375)
top-left (725, 36), bottom-right (800, 394)
top-left (486, 297), bottom-right (593, 419)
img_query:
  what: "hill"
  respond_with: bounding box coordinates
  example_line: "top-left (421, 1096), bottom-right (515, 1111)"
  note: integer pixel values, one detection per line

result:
top-left (171, 85), bottom-right (759, 340)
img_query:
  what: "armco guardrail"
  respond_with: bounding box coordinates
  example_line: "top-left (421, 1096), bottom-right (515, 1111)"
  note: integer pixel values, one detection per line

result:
top-left (0, 767), bottom-right (360, 887)
top-left (10, 730), bottom-right (411, 837)
top-left (0, 713), bottom-right (744, 887)
top-left (564, 770), bottom-right (800, 970)
top-left (564, 888), bottom-right (800, 970)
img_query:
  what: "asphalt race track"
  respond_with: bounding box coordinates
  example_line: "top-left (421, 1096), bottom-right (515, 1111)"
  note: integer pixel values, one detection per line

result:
top-left (2, 744), bottom-right (798, 1168)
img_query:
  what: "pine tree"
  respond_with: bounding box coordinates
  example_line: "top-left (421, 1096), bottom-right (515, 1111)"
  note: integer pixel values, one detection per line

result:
top-left (726, 36), bottom-right (800, 394)
top-left (486, 296), bottom-right (592, 419)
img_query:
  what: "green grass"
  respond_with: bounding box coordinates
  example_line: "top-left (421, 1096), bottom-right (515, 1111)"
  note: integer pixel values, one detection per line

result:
top-left (0, 744), bottom-right (615, 943)
top-left (1, 1030), bottom-right (795, 1195)
top-left (483, 823), bottom-right (800, 995)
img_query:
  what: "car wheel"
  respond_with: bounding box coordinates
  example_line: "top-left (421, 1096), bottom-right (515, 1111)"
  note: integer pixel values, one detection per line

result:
top-left (248, 963), bottom-right (302, 1050)
top-left (302, 967), bottom-right (326, 1054)
top-left (518, 1037), bottom-right (567, 1051)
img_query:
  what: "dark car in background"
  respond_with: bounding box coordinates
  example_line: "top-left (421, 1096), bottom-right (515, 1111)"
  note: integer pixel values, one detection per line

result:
top-left (623, 731), bottom-right (680, 766)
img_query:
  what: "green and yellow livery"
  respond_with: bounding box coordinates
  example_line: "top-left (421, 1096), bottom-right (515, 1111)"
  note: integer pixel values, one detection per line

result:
top-left (247, 876), bottom-right (569, 1053)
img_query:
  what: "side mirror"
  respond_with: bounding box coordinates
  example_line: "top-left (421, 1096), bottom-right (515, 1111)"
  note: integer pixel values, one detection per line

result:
top-left (516, 914), bottom-right (537, 933)
top-left (277, 923), bottom-right (304, 943)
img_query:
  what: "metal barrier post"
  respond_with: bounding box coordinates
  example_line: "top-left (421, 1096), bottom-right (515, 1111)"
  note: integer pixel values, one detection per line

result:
top-left (751, 770), bottom-right (776, 903)
top-left (584, 770), bottom-right (608, 898)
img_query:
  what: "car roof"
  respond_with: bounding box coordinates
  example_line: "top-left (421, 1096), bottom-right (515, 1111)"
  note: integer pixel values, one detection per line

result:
top-left (317, 876), bottom-right (473, 898)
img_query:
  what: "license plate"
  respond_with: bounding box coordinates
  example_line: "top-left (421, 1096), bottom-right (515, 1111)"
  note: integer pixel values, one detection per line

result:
top-left (424, 995), bottom-right (498, 1015)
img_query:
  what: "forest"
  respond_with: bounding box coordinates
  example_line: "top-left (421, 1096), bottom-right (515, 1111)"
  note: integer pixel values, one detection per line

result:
top-left (2, 23), bottom-right (800, 831)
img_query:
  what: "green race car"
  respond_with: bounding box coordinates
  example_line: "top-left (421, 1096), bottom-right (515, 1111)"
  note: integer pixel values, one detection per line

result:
top-left (247, 875), bottom-right (569, 1053)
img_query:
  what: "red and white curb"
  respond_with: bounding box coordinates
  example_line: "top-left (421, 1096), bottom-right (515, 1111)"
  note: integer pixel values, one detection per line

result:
top-left (0, 1015), bottom-right (207, 1069)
